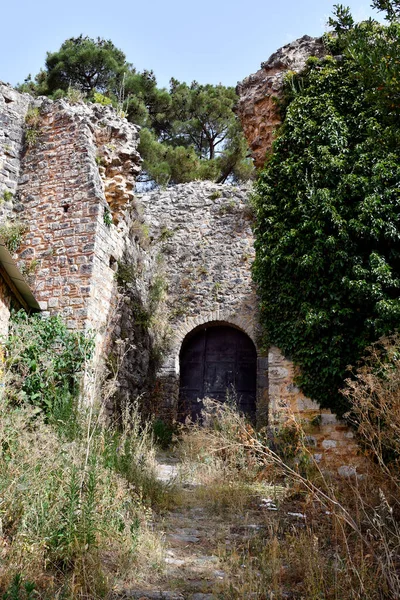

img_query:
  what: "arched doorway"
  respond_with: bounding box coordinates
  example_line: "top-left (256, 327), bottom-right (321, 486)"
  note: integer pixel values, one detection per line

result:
top-left (179, 324), bottom-right (257, 421)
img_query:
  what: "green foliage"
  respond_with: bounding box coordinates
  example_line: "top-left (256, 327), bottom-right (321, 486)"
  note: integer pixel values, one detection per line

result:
top-left (0, 222), bottom-right (27, 253)
top-left (45, 35), bottom-right (127, 95)
top-left (253, 10), bottom-right (400, 415)
top-left (93, 91), bottom-right (113, 105)
top-left (103, 207), bottom-right (113, 227)
top-left (372, 0), bottom-right (400, 21)
top-left (152, 418), bottom-right (176, 449)
top-left (2, 574), bottom-right (36, 600)
top-left (1, 190), bottom-right (13, 203)
top-left (19, 37), bottom-right (253, 186)
top-left (24, 106), bottom-right (41, 148)
top-left (3, 311), bottom-right (93, 421)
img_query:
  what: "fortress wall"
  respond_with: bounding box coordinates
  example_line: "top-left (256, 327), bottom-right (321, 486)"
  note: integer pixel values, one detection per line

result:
top-left (0, 83), bottom-right (363, 474)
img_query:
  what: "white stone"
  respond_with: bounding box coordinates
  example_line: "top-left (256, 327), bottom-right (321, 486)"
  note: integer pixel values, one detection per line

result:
top-left (338, 465), bottom-right (357, 478)
top-left (322, 439), bottom-right (337, 449)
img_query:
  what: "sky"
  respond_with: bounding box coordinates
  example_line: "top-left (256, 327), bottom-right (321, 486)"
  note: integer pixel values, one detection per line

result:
top-left (0, 0), bottom-right (382, 90)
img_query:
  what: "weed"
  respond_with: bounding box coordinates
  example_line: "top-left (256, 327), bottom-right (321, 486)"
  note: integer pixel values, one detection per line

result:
top-left (149, 275), bottom-right (167, 311)
top-left (24, 107), bottom-right (40, 128)
top-left (132, 219), bottom-right (150, 248)
top-left (19, 258), bottom-right (39, 279)
top-left (2, 574), bottom-right (36, 600)
top-left (152, 418), bottom-right (176, 449)
top-left (0, 222), bottom-right (28, 253)
top-left (24, 107), bottom-right (41, 148)
top-left (212, 281), bottom-right (221, 298)
top-left (1, 190), bottom-right (13, 204)
top-left (95, 153), bottom-right (105, 167)
top-left (210, 190), bottom-right (222, 200)
top-left (197, 264), bottom-right (209, 276)
top-left (93, 91), bottom-right (112, 106)
top-left (219, 199), bottom-right (236, 215)
top-left (66, 86), bottom-right (85, 104)
top-left (160, 226), bottom-right (174, 241)
top-left (103, 207), bottom-right (113, 227)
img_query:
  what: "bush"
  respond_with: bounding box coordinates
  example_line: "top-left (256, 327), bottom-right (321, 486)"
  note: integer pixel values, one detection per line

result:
top-left (253, 12), bottom-right (400, 415)
top-left (3, 311), bottom-right (93, 425)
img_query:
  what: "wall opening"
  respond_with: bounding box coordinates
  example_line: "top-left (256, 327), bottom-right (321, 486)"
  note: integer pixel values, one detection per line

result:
top-left (179, 324), bottom-right (257, 421)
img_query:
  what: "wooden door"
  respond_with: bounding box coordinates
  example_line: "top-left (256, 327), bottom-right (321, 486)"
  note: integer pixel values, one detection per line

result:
top-left (179, 326), bottom-right (257, 420)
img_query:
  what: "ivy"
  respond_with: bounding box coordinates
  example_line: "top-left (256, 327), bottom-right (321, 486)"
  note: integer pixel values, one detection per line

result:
top-left (253, 11), bottom-right (400, 415)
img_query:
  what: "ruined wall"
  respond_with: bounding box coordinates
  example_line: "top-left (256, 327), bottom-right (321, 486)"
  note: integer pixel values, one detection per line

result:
top-left (136, 181), bottom-right (263, 420)
top-left (0, 82), bottom-right (160, 404)
top-left (236, 36), bottom-right (325, 168)
top-left (0, 83), bottom-right (142, 359)
top-left (0, 83), bottom-right (31, 222)
top-left (269, 347), bottom-right (362, 473)
top-left (0, 82), bottom-right (362, 473)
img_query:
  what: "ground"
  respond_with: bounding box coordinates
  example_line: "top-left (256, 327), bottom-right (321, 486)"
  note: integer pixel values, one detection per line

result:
top-left (113, 452), bottom-right (297, 600)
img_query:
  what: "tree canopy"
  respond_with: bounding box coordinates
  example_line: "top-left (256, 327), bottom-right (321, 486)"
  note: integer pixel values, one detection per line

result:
top-left (17, 36), bottom-right (253, 187)
top-left (45, 35), bottom-right (127, 95)
top-left (253, 4), bottom-right (400, 415)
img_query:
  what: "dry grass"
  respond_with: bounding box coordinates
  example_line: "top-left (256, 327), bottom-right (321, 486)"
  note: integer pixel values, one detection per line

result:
top-left (175, 384), bottom-right (400, 600)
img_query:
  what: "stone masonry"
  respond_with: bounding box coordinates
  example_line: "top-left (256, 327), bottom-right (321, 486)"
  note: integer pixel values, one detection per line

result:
top-left (136, 181), bottom-right (266, 421)
top-left (0, 81), bottom-right (141, 356)
top-left (236, 36), bottom-right (325, 168)
top-left (0, 81), bottom-right (363, 474)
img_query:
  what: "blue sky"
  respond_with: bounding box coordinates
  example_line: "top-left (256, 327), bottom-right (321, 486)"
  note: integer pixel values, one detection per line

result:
top-left (1, 1), bottom-right (381, 90)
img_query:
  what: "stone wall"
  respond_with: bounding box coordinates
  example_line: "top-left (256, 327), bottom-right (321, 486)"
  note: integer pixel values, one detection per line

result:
top-left (0, 82), bottom-right (363, 472)
top-left (268, 347), bottom-right (363, 473)
top-left (0, 83), bottom-right (31, 222)
top-left (236, 36), bottom-right (325, 168)
top-left (137, 181), bottom-right (264, 420)
top-left (0, 87), bottom-right (141, 355)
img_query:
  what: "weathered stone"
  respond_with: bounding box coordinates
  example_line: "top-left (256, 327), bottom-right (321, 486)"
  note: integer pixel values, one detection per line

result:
top-left (236, 36), bottom-right (326, 168)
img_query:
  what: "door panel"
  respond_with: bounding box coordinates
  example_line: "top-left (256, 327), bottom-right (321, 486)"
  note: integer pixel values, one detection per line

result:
top-left (179, 325), bottom-right (257, 421)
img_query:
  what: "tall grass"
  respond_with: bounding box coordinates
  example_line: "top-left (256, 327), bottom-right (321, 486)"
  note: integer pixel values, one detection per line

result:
top-left (178, 383), bottom-right (400, 599)
top-left (0, 313), bottom-right (168, 598)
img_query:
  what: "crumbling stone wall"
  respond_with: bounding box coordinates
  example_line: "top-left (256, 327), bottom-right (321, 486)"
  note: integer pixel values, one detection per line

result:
top-left (0, 83), bottom-right (31, 221)
top-left (16, 98), bottom-right (141, 337)
top-left (0, 82), bottom-right (362, 473)
top-left (137, 181), bottom-right (266, 420)
top-left (236, 36), bottom-right (325, 168)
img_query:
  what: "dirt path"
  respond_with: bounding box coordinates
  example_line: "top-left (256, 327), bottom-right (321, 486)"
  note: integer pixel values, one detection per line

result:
top-left (115, 453), bottom-right (275, 600)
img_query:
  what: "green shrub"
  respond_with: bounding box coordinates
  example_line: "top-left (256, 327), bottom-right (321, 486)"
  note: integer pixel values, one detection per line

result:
top-left (253, 11), bottom-right (400, 415)
top-left (93, 91), bottom-right (112, 105)
top-left (3, 311), bottom-right (93, 425)
top-left (0, 222), bottom-right (27, 253)
top-left (2, 574), bottom-right (36, 600)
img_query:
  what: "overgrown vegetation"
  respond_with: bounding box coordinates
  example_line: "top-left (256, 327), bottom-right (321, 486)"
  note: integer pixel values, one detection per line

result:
top-left (24, 106), bottom-right (41, 148)
top-left (0, 311), bottom-right (172, 597)
top-left (0, 221), bottom-right (27, 253)
top-left (253, 3), bottom-right (400, 415)
top-left (3, 311), bottom-right (93, 427)
top-left (177, 374), bottom-right (400, 599)
top-left (17, 36), bottom-right (253, 186)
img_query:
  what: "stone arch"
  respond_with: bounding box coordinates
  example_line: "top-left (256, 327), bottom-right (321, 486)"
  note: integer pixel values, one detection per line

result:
top-left (169, 311), bottom-right (258, 378)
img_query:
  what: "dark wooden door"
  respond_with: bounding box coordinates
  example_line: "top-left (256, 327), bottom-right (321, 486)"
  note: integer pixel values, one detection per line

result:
top-left (179, 326), bottom-right (257, 420)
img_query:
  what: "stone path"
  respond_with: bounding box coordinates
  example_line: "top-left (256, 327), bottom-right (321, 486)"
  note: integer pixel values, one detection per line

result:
top-left (114, 453), bottom-right (271, 600)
